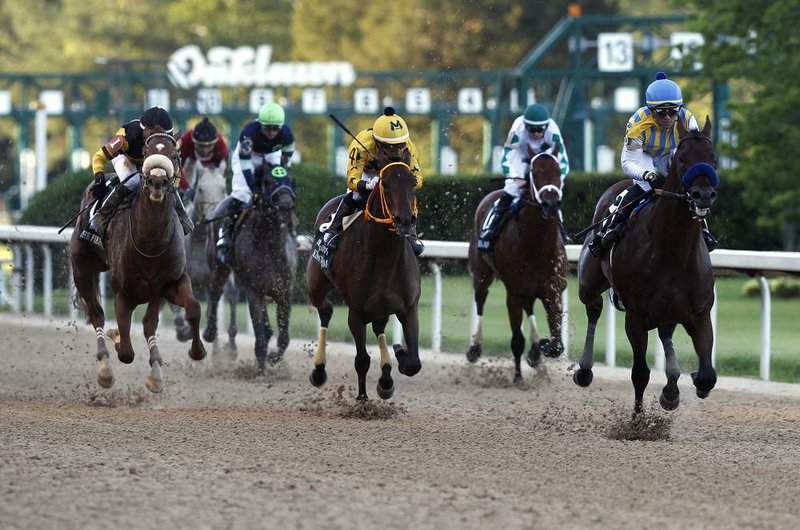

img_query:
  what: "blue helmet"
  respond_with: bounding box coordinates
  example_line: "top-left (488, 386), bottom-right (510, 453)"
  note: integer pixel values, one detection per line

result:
top-left (645, 72), bottom-right (683, 108)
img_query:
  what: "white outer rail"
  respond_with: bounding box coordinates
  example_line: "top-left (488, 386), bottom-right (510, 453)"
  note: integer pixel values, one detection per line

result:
top-left (2, 225), bottom-right (800, 381)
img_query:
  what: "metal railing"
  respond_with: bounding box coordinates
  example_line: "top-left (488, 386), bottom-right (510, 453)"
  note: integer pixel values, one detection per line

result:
top-left (2, 224), bottom-right (800, 381)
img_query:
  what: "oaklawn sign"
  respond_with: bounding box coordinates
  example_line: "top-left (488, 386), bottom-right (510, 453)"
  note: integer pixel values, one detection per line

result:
top-left (167, 45), bottom-right (356, 89)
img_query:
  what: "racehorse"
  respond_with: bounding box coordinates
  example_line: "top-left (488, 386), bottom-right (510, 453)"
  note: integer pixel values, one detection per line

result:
top-left (466, 153), bottom-right (567, 383)
top-left (307, 158), bottom-right (422, 402)
top-left (574, 117), bottom-right (719, 413)
top-left (69, 129), bottom-right (206, 392)
top-left (168, 164), bottom-right (238, 345)
top-left (202, 164), bottom-right (298, 374)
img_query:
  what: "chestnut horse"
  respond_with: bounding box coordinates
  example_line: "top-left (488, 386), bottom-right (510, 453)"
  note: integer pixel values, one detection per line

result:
top-left (69, 129), bottom-right (206, 392)
top-left (574, 118), bottom-right (719, 413)
top-left (466, 153), bottom-right (567, 383)
top-left (202, 165), bottom-right (298, 374)
top-left (307, 159), bottom-right (422, 402)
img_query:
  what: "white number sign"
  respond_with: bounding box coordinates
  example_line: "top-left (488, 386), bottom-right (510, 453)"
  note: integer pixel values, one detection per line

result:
top-left (145, 89), bottom-right (170, 111)
top-left (406, 88), bottom-right (431, 114)
top-left (457, 88), bottom-right (483, 113)
top-left (196, 88), bottom-right (223, 114)
top-left (598, 33), bottom-right (634, 72)
top-left (302, 88), bottom-right (327, 114)
top-left (354, 88), bottom-right (379, 114)
top-left (249, 89), bottom-right (274, 114)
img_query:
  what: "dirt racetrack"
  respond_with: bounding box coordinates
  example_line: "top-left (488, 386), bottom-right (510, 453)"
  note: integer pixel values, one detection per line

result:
top-left (1, 313), bottom-right (800, 530)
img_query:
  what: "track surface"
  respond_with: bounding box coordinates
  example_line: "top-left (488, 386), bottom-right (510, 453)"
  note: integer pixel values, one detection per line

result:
top-left (2, 314), bottom-right (799, 529)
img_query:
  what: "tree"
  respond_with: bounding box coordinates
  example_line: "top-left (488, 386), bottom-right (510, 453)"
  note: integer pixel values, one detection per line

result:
top-left (686, 0), bottom-right (800, 250)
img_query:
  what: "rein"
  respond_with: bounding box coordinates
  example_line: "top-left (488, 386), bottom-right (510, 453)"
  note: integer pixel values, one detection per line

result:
top-left (364, 162), bottom-right (418, 227)
top-left (527, 152), bottom-right (563, 205)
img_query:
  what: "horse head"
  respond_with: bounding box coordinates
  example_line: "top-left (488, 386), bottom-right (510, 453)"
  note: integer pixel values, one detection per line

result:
top-left (528, 152), bottom-right (563, 220)
top-left (257, 164), bottom-right (296, 221)
top-left (673, 117), bottom-right (719, 218)
top-left (142, 129), bottom-right (179, 203)
top-left (368, 161), bottom-right (418, 238)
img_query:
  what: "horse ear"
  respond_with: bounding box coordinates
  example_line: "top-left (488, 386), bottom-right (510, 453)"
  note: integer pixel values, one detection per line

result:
top-left (702, 115), bottom-right (712, 137)
top-left (676, 116), bottom-right (687, 137)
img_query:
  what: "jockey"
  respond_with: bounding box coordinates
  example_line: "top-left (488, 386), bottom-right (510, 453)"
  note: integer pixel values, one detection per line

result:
top-left (79, 106), bottom-right (192, 253)
top-left (177, 117), bottom-right (229, 198)
top-left (321, 106), bottom-right (425, 256)
top-left (212, 101), bottom-right (295, 265)
top-left (588, 72), bottom-right (717, 256)
top-left (478, 103), bottom-right (569, 251)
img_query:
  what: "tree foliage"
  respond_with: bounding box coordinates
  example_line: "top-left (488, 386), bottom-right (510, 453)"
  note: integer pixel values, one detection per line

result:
top-left (686, 0), bottom-right (800, 247)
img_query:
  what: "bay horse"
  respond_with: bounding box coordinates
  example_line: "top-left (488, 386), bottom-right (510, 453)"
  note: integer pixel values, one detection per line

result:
top-left (574, 117), bottom-right (720, 413)
top-left (307, 158), bottom-right (422, 402)
top-left (466, 152), bottom-right (567, 383)
top-left (69, 129), bottom-right (206, 392)
top-left (202, 164), bottom-right (298, 374)
top-left (168, 164), bottom-right (238, 344)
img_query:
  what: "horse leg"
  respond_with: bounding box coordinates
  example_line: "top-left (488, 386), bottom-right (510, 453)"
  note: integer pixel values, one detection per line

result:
top-left (112, 294), bottom-right (136, 364)
top-left (466, 271), bottom-right (492, 362)
top-left (202, 267), bottom-right (228, 344)
top-left (685, 313), bottom-right (717, 399)
top-left (269, 293), bottom-right (291, 365)
top-left (348, 312), bottom-right (370, 402)
top-left (574, 252), bottom-right (608, 388)
top-left (142, 301), bottom-right (164, 393)
top-left (164, 276), bottom-right (206, 362)
top-left (542, 288), bottom-right (565, 359)
top-left (372, 318), bottom-right (394, 399)
top-left (308, 262), bottom-right (334, 388)
top-left (245, 289), bottom-right (269, 374)
top-left (625, 314), bottom-right (650, 414)
top-left (73, 266), bottom-right (113, 388)
top-left (658, 324), bottom-right (680, 410)
top-left (224, 278), bottom-right (238, 358)
top-left (506, 294), bottom-right (526, 384)
top-left (395, 307), bottom-right (421, 377)
top-left (169, 302), bottom-right (192, 343)
top-left (523, 300), bottom-right (545, 367)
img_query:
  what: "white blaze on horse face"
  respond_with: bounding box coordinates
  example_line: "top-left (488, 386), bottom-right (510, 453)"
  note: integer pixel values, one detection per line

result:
top-left (156, 143), bottom-right (166, 152)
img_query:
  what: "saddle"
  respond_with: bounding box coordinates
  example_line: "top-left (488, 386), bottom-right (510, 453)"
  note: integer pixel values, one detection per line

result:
top-left (311, 209), bottom-right (362, 273)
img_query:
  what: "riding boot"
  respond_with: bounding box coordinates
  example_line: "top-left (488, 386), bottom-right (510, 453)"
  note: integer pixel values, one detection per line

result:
top-left (322, 197), bottom-right (357, 251)
top-left (588, 184), bottom-right (647, 256)
top-left (79, 185), bottom-right (132, 253)
top-left (174, 193), bottom-right (194, 236)
top-left (478, 192), bottom-right (515, 252)
top-left (702, 219), bottom-right (718, 252)
top-left (215, 198), bottom-right (243, 266)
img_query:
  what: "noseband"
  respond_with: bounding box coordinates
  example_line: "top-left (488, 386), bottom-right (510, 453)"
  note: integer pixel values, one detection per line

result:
top-left (657, 133), bottom-right (719, 217)
top-left (364, 161), bottom-right (418, 228)
top-left (527, 152), bottom-right (563, 205)
top-left (142, 133), bottom-right (178, 193)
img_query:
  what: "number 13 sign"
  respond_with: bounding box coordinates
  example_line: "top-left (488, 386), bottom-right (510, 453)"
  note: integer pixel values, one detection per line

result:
top-left (598, 33), bottom-right (634, 72)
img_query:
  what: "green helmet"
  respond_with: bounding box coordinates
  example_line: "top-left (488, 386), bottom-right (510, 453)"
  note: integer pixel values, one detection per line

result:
top-left (258, 102), bottom-right (285, 126)
top-left (523, 103), bottom-right (550, 126)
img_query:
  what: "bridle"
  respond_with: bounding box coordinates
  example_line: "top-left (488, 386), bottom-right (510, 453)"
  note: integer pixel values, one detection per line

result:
top-left (655, 132), bottom-right (719, 217)
top-left (364, 161), bottom-right (418, 229)
top-left (527, 152), bottom-right (563, 205)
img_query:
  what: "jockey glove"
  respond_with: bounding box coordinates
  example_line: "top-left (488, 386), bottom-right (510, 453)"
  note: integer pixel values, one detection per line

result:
top-left (366, 176), bottom-right (380, 190)
top-left (91, 171), bottom-right (107, 200)
top-left (356, 180), bottom-right (369, 194)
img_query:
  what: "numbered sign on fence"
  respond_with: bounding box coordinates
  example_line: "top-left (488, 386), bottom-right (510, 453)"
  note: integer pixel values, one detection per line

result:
top-left (354, 88), bottom-right (379, 114)
top-left (249, 89), bottom-right (274, 114)
top-left (145, 89), bottom-right (170, 111)
top-left (406, 88), bottom-right (431, 114)
top-left (196, 89), bottom-right (223, 114)
top-left (457, 88), bottom-right (483, 113)
top-left (597, 33), bottom-right (634, 72)
top-left (302, 88), bottom-right (327, 114)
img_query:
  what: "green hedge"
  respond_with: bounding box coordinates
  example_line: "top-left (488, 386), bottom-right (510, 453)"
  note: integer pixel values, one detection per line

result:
top-left (19, 166), bottom-right (782, 252)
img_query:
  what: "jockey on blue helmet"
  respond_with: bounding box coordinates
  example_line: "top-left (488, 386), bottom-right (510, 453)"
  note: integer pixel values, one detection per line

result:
top-left (645, 72), bottom-right (683, 108)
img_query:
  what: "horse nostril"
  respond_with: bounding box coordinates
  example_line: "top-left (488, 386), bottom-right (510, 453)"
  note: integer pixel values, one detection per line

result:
top-left (691, 191), bottom-right (703, 201)
top-left (710, 191), bottom-right (718, 201)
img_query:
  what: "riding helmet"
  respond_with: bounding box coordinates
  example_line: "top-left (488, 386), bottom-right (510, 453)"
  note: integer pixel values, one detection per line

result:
top-left (258, 102), bottom-right (285, 126)
top-left (193, 117), bottom-right (218, 143)
top-left (372, 107), bottom-right (409, 144)
top-left (645, 72), bottom-right (683, 108)
top-left (523, 103), bottom-right (550, 126)
top-left (140, 106), bottom-right (174, 133)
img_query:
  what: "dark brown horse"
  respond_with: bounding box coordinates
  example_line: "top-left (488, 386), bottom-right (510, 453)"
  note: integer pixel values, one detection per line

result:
top-left (203, 165), bottom-right (298, 374)
top-left (466, 153), bottom-right (567, 383)
top-left (307, 160), bottom-right (422, 402)
top-left (69, 130), bottom-right (206, 392)
top-left (574, 118), bottom-right (719, 412)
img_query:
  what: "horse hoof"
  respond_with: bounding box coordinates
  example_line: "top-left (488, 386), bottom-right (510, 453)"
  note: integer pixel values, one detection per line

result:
top-left (691, 370), bottom-right (716, 399)
top-left (267, 350), bottom-right (284, 365)
top-left (202, 328), bottom-right (216, 343)
top-left (97, 367), bottom-right (114, 389)
top-left (377, 365), bottom-right (394, 400)
top-left (309, 365), bottom-right (327, 387)
top-left (356, 394), bottom-right (368, 403)
top-left (189, 344), bottom-right (207, 361)
top-left (537, 338), bottom-right (553, 357)
top-left (118, 351), bottom-right (134, 364)
top-left (513, 373), bottom-right (523, 385)
top-left (526, 349), bottom-right (541, 368)
top-left (176, 325), bottom-right (192, 343)
top-left (659, 392), bottom-right (680, 411)
top-left (573, 368), bottom-right (593, 387)
top-left (146, 375), bottom-right (163, 394)
top-left (695, 388), bottom-right (711, 399)
top-left (466, 344), bottom-right (482, 363)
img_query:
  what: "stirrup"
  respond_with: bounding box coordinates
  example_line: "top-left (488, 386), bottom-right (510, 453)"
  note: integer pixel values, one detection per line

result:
top-left (179, 217), bottom-right (194, 236)
top-left (703, 230), bottom-right (718, 252)
top-left (588, 236), bottom-right (603, 257)
top-left (410, 238), bottom-right (425, 256)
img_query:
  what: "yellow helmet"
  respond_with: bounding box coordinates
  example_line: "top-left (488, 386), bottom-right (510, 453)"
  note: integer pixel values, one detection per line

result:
top-left (372, 107), bottom-right (409, 144)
